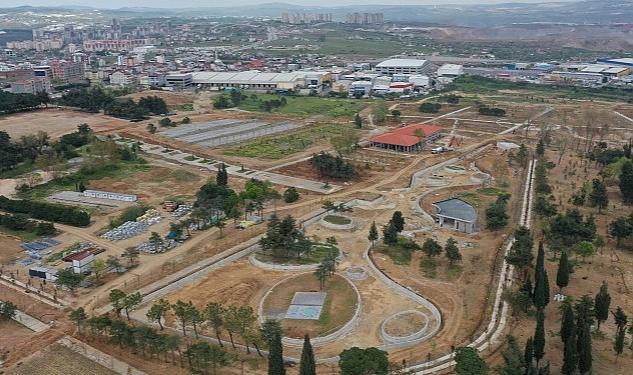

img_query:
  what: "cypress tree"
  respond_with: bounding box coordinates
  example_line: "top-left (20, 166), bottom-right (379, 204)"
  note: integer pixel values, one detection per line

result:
top-left (533, 242), bottom-right (549, 310)
top-left (268, 331), bottom-right (286, 375)
top-left (533, 309), bottom-right (546, 366)
top-left (619, 160), bottom-right (633, 204)
top-left (368, 221), bottom-right (378, 246)
top-left (594, 281), bottom-right (611, 330)
top-left (560, 303), bottom-right (575, 344)
top-left (216, 163), bottom-right (228, 186)
top-left (577, 319), bottom-right (592, 374)
top-left (561, 323), bottom-right (577, 375)
top-left (556, 251), bottom-right (570, 293)
top-left (524, 336), bottom-right (534, 370)
top-left (613, 307), bottom-right (628, 361)
top-left (299, 334), bottom-right (316, 375)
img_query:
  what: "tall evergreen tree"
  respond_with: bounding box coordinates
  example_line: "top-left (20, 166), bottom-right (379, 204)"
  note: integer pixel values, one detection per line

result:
top-left (556, 251), bottom-right (571, 293)
top-left (577, 318), bottom-right (592, 375)
top-left (560, 302), bottom-right (575, 344)
top-left (524, 336), bottom-right (534, 370)
top-left (368, 221), bottom-right (378, 247)
top-left (561, 323), bottom-right (577, 375)
top-left (445, 237), bottom-right (462, 265)
top-left (382, 221), bottom-right (398, 245)
top-left (613, 307), bottom-right (628, 361)
top-left (533, 309), bottom-right (546, 366)
top-left (594, 281), bottom-right (611, 330)
top-left (619, 160), bottom-right (633, 204)
top-left (391, 211), bottom-right (405, 233)
top-left (267, 330), bottom-right (286, 375)
top-left (299, 334), bottom-right (316, 375)
top-left (589, 178), bottom-right (608, 213)
top-left (533, 242), bottom-right (549, 310)
top-left (536, 139), bottom-right (545, 157)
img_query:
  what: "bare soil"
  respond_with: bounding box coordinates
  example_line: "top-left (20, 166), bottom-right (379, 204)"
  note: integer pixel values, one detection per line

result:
top-left (383, 312), bottom-right (426, 337)
top-left (0, 235), bottom-right (23, 264)
top-left (0, 108), bottom-right (129, 139)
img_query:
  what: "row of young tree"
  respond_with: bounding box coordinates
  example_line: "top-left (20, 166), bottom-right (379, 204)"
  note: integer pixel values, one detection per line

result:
top-left (0, 213), bottom-right (56, 236)
top-left (0, 91), bottom-right (49, 115)
top-left (0, 196), bottom-right (90, 227)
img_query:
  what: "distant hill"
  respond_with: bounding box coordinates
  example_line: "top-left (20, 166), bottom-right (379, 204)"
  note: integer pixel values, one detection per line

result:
top-left (1, 0), bottom-right (632, 27)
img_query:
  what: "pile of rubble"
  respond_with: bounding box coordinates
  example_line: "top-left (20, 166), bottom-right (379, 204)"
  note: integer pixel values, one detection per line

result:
top-left (102, 209), bottom-right (163, 241)
top-left (172, 204), bottom-right (193, 218)
top-left (136, 239), bottom-right (178, 254)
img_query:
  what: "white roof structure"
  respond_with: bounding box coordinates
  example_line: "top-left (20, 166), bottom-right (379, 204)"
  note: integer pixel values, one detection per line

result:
top-left (602, 58), bottom-right (633, 66)
top-left (376, 59), bottom-right (428, 68)
top-left (437, 64), bottom-right (464, 76)
top-left (191, 71), bottom-right (329, 85)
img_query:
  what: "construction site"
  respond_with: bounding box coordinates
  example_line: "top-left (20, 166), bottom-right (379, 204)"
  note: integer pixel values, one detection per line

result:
top-left (2, 86), bottom-right (633, 375)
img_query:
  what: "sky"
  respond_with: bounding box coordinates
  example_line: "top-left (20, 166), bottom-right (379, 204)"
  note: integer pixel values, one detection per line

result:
top-left (2, 0), bottom-right (577, 8)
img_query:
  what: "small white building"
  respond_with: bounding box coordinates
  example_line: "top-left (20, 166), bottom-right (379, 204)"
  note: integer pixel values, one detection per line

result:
top-left (63, 250), bottom-right (95, 274)
top-left (109, 71), bottom-right (133, 86)
top-left (83, 190), bottom-right (137, 202)
top-left (437, 64), bottom-right (464, 77)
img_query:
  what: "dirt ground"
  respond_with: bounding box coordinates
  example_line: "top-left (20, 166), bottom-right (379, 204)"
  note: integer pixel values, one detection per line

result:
top-left (499, 147), bottom-right (633, 374)
top-left (6, 343), bottom-right (117, 375)
top-left (0, 235), bottom-right (23, 264)
top-left (0, 108), bottom-right (129, 139)
top-left (262, 273), bottom-right (358, 339)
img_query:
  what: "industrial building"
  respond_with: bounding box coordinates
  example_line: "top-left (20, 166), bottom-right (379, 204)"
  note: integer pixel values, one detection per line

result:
top-left (190, 71), bottom-right (331, 91)
top-left (432, 198), bottom-right (479, 233)
top-left (375, 59), bottom-right (432, 76)
top-left (370, 124), bottom-right (443, 152)
top-left (436, 64), bottom-right (465, 77)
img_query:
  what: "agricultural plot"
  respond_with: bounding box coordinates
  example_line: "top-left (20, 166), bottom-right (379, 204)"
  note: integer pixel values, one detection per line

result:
top-left (160, 119), bottom-right (303, 148)
top-left (7, 343), bottom-right (116, 375)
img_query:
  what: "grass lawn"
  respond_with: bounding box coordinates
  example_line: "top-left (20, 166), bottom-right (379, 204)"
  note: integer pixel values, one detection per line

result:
top-left (237, 94), bottom-right (369, 117)
top-left (0, 225), bottom-right (40, 241)
top-left (375, 236), bottom-right (421, 265)
top-left (263, 273), bottom-right (358, 339)
top-left (256, 243), bottom-right (339, 265)
top-left (323, 215), bottom-right (352, 225)
top-left (18, 160), bottom-right (151, 200)
top-left (223, 123), bottom-right (357, 159)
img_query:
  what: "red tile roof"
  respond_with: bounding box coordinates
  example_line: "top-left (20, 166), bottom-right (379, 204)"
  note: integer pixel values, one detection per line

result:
top-left (63, 249), bottom-right (95, 262)
top-left (371, 124), bottom-right (443, 147)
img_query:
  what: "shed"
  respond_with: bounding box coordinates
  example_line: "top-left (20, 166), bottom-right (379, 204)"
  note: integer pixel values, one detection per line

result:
top-left (432, 198), bottom-right (479, 233)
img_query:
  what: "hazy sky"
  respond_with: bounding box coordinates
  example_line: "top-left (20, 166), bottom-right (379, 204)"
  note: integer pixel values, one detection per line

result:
top-left (2, 0), bottom-right (576, 8)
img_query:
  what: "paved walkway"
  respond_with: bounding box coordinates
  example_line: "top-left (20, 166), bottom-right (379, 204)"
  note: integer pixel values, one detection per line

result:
top-left (13, 309), bottom-right (50, 332)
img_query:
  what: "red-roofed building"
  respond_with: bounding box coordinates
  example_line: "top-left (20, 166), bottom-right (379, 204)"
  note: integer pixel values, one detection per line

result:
top-left (370, 123), bottom-right (443, 152)
top-left (63, 249), bottom-right (95, 274)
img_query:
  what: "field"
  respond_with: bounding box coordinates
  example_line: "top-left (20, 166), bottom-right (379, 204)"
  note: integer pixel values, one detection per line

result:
top-left (7, 343), bottom-right (117, 375)
top-left (0, 108), bottom-right (129, 139)
top-left (222, 123), bottom-right (358, 159)
top-left (0, 235), bottom-right (23, 263)
top-left (262, 273), bottom-right (358, 339)
top-left (237, 94), bottom-right (370, 118)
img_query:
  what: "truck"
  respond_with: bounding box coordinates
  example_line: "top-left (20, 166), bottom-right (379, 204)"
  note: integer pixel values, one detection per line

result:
top-left (431, 146), bottom-right (454, 154)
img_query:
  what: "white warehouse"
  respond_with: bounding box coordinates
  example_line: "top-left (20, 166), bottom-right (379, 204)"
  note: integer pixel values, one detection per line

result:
top-left (83, 190), bottom-right (138, 202)
top-left (375, 59), bottom-right (432, 76)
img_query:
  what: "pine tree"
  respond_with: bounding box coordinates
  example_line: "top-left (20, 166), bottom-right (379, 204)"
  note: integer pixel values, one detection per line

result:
top-left (382, 221), bottom-right (398, 245)
top-left (533, 242), bottom-right (549, 310)
top-left (536, 139), bottom-right (545, 157)
top-left (594, 281), bottom-right (611, 330)
top-left (368, 221), bottom-right (378, 247)
top-left (556, 251), bottom-right (570, 293)
top-left (533, 309), bottom-right (546, 366)
top-left (445, 237), bottom-right (462, 265)
top-left (299, 334), bottom-right (316, 375)
top-left (267, 330), bottom-right (286, 375)
top-left (391, 211), bottom-right (405, 233)
top-left (521, 276), bottom-right (534, 300)
top-left (496, 335), bottom-right (526, 375)
top-left (589, 178), bottom-right (608, 213)
top-left (619, 160), bottom-right (633, 204)
top-left (216, 163), bottom-right (228, 186)
top-left (561, 323), bottom-right (577, 375)
top-left (560, 302), bottom-right (575, 344)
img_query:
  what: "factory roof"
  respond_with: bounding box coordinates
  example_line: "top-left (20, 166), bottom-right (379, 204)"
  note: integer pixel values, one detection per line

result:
top-left (191, 71), bottom-right (328, 85)
top-left (371, 124), bottom-right (443, 147)
top-left (376, 59), bottom-right (428, 68)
